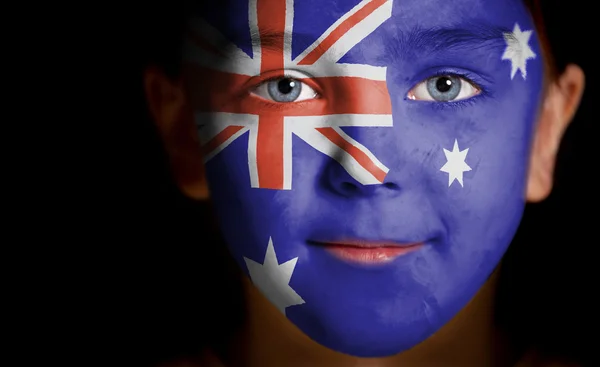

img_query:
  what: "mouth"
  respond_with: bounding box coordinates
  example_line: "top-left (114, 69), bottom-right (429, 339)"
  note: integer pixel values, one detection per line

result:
top-left (308, 239), bottom-right (424, 265)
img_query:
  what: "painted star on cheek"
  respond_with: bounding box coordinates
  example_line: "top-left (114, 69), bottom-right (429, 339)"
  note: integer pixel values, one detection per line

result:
top-left (440, 139), bottom-right (472, 187)
top-left (244, 237), bottom-right (305, 315)
top-left (501, 22), bottom-right (537, 80)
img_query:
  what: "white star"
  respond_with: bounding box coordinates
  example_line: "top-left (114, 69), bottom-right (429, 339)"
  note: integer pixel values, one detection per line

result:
top-left (440, 139), bottom-right (472, 187)
top-left (501, 23), bottom-right (537, 80)
top-left (244, 237), bottom-right (305, 315)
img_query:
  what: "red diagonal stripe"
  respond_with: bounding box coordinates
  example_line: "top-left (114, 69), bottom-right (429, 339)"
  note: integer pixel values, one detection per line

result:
top-left (316, 127), bottom-right (387, 182)
top-left (187, 0), bottom-right (393, 190)
top-left (297, 0), bottom-right (388, 65)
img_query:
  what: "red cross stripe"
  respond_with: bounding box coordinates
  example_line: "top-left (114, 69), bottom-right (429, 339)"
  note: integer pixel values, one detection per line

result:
top-left (184, 0), bottom-right (394, 190)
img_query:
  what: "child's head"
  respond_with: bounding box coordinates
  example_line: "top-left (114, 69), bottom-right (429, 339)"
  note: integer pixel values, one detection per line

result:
top-left (145, 0), bottom-right (584, 357)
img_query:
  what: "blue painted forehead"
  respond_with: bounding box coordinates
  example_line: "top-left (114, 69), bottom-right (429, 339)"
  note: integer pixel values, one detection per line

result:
top-left (187, 0), bottom-right (538, 66)
top-left (188, 0), bottom-right (535, 33)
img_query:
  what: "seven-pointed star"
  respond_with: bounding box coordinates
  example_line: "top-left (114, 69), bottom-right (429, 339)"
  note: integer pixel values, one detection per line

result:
top-left (244, 237), bottom-right (305, 315)
top-left (440, 139), bottom-right (472, 187)
top-left (501, 22), bottom-right (537, 80)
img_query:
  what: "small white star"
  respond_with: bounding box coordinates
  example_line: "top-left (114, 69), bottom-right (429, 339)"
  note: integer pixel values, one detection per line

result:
top-left (244, 237), bottom-right (305, 315)
top-left (501, 23), bottom-right (537, 80)
top-left (440, 139), bottom-right (472, 187)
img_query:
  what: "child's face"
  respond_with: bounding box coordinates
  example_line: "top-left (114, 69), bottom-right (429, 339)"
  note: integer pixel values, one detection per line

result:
top-left (183, 0), bottom-right (543, 357)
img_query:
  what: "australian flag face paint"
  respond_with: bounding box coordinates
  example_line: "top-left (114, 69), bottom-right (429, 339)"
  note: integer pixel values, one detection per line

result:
top-left (182, 0), bottom-right (544, 357)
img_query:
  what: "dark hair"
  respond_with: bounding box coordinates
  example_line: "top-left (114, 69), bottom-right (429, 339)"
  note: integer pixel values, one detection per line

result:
top-left (132, 1), bottom-right (592, 366)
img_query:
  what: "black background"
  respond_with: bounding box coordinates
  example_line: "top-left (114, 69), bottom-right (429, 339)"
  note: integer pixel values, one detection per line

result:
top-left (94, 1), bottom-right (597, 366)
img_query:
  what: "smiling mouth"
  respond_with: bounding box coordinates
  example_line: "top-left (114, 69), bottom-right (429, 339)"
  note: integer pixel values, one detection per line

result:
top-left (308, 240), bottom-right (424, 265)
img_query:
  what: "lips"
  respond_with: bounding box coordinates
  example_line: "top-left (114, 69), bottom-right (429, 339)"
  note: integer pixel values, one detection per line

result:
top-left (308, 239), bottom-right (424, 265)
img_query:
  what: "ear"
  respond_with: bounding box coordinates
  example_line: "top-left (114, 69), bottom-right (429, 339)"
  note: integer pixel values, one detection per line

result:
top-left (144, 67), bottom-right (210, 200)
top-left (526, 64), bottom-right (585, 202)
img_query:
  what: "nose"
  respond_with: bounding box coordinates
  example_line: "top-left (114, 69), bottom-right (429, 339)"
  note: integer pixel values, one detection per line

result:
top-left (324, 161), bottom-right (401, 198)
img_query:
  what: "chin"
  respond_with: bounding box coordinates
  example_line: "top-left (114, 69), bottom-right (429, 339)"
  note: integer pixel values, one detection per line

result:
top-left (281, 247), bottom-right (504, 358)
top-left (286, 295), bottom-right (450, 357)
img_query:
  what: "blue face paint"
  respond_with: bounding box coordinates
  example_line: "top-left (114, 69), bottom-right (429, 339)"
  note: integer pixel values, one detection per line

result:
top-left (182, 0), bottom-right (544, 357)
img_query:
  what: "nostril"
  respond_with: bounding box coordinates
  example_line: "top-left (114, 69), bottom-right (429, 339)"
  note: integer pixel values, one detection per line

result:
top-left (341, 182), bottom-right (359, 193)
top-left (384, 182), bottom-right (400, 190)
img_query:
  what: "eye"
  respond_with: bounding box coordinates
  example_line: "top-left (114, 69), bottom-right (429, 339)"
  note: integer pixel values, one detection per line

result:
top-left (407, 75), bottom-right (480, 102)
top-left (251, 77), bottom-right (319, 103)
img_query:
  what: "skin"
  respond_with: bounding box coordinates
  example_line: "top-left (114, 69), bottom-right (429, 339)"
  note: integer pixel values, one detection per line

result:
top-left (145, 0), bottom-right (585, 365)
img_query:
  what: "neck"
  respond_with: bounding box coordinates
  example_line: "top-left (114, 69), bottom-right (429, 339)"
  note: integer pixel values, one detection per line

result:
top-left (226, 269), bottom-right (516, 367)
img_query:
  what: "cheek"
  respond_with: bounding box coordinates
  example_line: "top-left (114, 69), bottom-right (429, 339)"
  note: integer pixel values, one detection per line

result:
top-left (444, 128), bottom-right (530, 252)
top-left (417, 95), bottom-right (538, 282)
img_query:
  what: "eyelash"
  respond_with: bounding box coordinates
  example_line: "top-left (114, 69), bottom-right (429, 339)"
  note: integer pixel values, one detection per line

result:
top-left (247, 72), bottom-right (322, 109)
top-left (247, 70), bottom-right (490, 111)
top-left (250, 80), bottom-right (318, 112)
top-left (252, 98), bottom-right (316, 111)
top-left (413, 70), bottom-right (491, 111)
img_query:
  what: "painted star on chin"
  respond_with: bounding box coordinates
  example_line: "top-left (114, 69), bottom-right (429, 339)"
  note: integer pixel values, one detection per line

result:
top-left (440, 139), bottom-right (472, 187)
top-left (244, 237), bottom-right (305, 315)
top-left (501, 22), bottom-right (537, 80)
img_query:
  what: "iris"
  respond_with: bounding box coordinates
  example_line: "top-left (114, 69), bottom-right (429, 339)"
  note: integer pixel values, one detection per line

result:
top-left (426, 75), bottom-right (462, 101)
top-left (268, 78), bottom-right (302, 102)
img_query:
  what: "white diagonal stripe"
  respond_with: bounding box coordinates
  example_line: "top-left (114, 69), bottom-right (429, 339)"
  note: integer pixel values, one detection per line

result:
top-left (292, 0), bottom-right (380, 64)
top-left (292, 125), bottom-right (381, 185)
top-left (330, 126), bottom-right (389, 173)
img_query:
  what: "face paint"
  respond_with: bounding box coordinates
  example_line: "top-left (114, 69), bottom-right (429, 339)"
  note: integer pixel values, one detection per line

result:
top-left (182, 0), bottom-right (543, 357)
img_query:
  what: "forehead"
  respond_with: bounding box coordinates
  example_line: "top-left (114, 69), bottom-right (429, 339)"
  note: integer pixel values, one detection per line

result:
top-left (195, 0), bottom-right (534, 54)
top-left (291, 0), bottom-right (532, 29)
top-left (388, 0), bottom-right (530, 27)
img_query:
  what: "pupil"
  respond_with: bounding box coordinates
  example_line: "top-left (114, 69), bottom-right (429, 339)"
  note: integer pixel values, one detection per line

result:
top-left (278, 78), bottom-right (296, 94)
top-left (436, 77), bottom-right (453, 93)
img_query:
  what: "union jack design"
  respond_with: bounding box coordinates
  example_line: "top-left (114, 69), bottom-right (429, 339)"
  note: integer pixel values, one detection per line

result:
top-left (184, 0), bottom-right (394, 190)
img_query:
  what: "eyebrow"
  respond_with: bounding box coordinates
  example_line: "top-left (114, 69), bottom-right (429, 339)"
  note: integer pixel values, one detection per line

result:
top-left (389, 23), bottom-right (513, 56)
top-left (246, 22), bottom-right (513, 61)
top-left (249, 29), bottom-right (315, 53)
